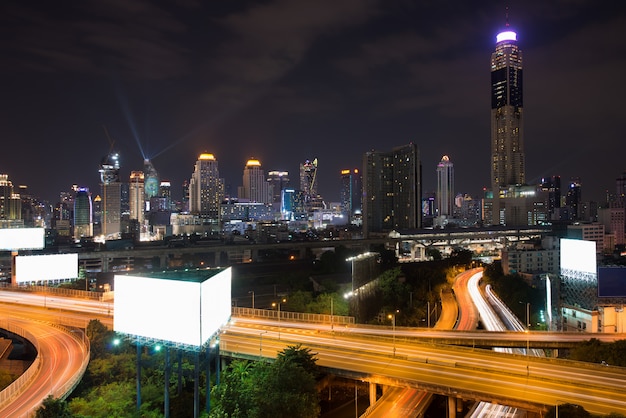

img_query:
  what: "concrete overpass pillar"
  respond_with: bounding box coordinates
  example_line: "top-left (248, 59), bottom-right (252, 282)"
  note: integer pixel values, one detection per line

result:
top-left (159, 255), bottom-right (168, 269)
top-left (214, 251), bottom-right (221, 266)
top-left (369, 382), bottom-right (377, 406)
top-left (251, 248), bottom-right (258, 262)
top-left (102, 256), bottom-right (109, 272)
top-left (448, 396), bottom-right (456, 418)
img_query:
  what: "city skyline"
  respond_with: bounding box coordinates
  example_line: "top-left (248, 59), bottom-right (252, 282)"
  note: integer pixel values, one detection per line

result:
top-left (1, 1), bottom-right (625, 204)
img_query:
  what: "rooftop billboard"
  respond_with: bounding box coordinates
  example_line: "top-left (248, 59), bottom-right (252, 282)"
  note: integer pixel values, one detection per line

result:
top-left (598, 267), bottom-right (626, 298)
top-left (15, 253), bottom-right (78, 283)
top-left (560, 238), bottom-right (596, 275)
top-left (0, 228), bottom-right (45, 251)
top-left (114, 268), bottom-right (231, 348)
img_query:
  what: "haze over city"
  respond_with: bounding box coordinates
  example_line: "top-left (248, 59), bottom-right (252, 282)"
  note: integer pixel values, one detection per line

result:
top-left (1, 0), bottom-right (625, 204)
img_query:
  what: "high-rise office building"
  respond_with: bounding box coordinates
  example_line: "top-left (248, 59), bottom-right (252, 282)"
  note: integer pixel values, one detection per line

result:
top-left (267, 171), bottom-right (289, 204)
top-left (189, 153), bottom-right (224, 222)
top-left (436, 155), bottom-right (454, 218)
top-left (129, 171), bottom-right (145, 223)
top-left (99, 151), bottom-right (122, 237)
top-left (239, 158), bottom-right (271, 204)
top-left (566, 177), bottom-right (582, 221)
top-left (486, 24), bottom-right (525, 226)
top-left (363, 143), bottom-right (421, 236)
top-left (143, 159), bottom-right (159, 200)
top-left (541, 176), bottom-right (561, 217)
top-left (340, 169), bottom-right (362, 222)
top-left (74, 187), bottom-right (93, 239)
top-left (491, 28), bottom-right (524, 189)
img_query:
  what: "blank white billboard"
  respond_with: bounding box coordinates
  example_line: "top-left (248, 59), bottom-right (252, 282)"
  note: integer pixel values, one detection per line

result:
top-left (15, 253), bottom-right (78, 283)
top-left (114, 268), bottom-right (231, 347)
top-left (560, 238), bottom-right (596, 274)
top-left (0, 228), bottom-right (45, 250)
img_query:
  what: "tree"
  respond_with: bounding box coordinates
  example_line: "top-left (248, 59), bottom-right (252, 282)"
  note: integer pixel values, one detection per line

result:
top-left (86, 319), bottom-right (115, 359)
top-left (276, 344), bottom-right (319, 378)
top-left (36, 396), bottom-right (73, 418)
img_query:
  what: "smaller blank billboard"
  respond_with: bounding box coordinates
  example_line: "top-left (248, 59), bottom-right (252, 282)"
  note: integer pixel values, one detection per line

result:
top-left (560, 238), bottom-right (596, 274)
top-left (114, 268), bottom-right (231, 348)
top-left (15, 253), bottom-right (78, 283)
top-left (0, 228), bottom-right (45, 250)
top-left (598, 267), bottom-right (626, 298)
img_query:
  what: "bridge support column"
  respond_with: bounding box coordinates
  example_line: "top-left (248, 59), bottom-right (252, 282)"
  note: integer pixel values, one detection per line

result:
top-left (447, 396), bottom-right (456, 418)
top-left (369, 382), bottom-right (377, 406)
top-left (250, 248), bottom-right (258, 262)
top-left (102, 256), bottom-right (109, 272)
top-left (214, 251), bottom-right (221, 266)
top-left (159, 255), bottom-right (168, 269)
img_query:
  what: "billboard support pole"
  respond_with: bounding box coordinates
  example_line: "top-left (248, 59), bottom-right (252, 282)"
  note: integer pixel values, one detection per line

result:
top-left (136, 341), bottom-right (142, 411)
top-left (164, 347), bottom-right (170, 418)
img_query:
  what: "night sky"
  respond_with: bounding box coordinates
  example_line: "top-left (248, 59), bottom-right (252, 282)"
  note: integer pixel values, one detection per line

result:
top-left (2, 1), bottom-right (625, 205)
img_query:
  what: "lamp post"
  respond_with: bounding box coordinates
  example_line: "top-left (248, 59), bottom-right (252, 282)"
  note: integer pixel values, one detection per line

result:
top-left (248, 290), bottom-right (255, 309)
top-left (388, 310), bottom-right (398, 356)
top-left (272, 298), bottom-right (286, 340)
top-left (330, 296), bottom-right (334, 331)
top-left (259, 331), bottom-right (268, 358)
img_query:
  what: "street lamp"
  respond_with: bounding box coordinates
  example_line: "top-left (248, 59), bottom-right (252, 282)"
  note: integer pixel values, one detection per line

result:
top-left (259, 331), bottom-right (268, 358)
top-left (388, 310), bottom-right (399, 356)
top-left (272, 298), bottom-right (287, 340)
top-left (248, 290), bottom-right (255, 309)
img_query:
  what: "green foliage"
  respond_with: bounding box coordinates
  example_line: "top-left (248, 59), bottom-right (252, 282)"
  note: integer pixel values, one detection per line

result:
top-left (85, 319), bottom-right (115, 360)
top-left (36, 396), bottom-right (73, 418)
top-left (276, 344), bottom-right (319, 378)
top-left (70, 381), bottom-right (137, 417)
top-left (568, 339), bottom-right (626, 367)
top-left (210, 346), bottom-right (320, 418)
top-left (426, 247), bottom-right (442, 261)
top-left (544, 403), bottom-right (591, 418)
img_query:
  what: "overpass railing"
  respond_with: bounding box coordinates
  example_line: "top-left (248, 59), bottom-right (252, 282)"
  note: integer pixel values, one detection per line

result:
top-left (0, 320), bottom-right (42, 412)
top-left (0, 283), bottom-right (103, 301)
top-left (232, 306), bottom-right (355, 325)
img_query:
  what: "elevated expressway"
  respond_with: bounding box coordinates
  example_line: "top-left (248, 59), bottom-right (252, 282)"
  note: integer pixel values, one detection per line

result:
top-left (0, 307), bottom-right (90, 417)
top-left (1, 284), bottom-right (626, 416)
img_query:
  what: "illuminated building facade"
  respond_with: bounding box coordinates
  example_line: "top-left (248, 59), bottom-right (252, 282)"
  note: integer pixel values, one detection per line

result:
top-left (340, 168), bottom-right (362, 223)
top-left (189, 153), bottom-right (224, 223)
top-left (143, 159), bottom-right (159, 200)
top-left (73, 187), bottom-right (93, 239)
top-left (267, 171), bottom-right (289, 204)
top-left (99, 151), bottom-right (122, 237)
top-left (489, 28), bottom-right (524, 225)
top-left (436, 155), bottom-right (454, 218)
top-left (129, 171), bottom-right (145, 223)
top-left (363, 143), bottom-right (421, 236)
top-left (240, 159), bottom-right (271, 204)
top-left (0, 174), bottom-right (21, 221)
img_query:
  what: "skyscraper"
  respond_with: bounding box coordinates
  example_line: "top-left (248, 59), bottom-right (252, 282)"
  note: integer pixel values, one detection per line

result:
top-left (240, 158), bottom-right (271, 204)
top-left (99, 151), bottom-right (122, 238)
top-left (189, 153), bottom-right (223, 222)
top-left (340, 169), bottom-right (362, 223)
top-left (73, 187), bottom-right (93, 239)
top-left (267, 171), bottom-right (289, 204)
top-left (129, 171), bottom-right (145, 223)
top-left (491, 28), bottom-right (524, 190)
top-left (436, 155), bottom-right (454, 218)
top-left (363, 143), bottom-right (421, 236)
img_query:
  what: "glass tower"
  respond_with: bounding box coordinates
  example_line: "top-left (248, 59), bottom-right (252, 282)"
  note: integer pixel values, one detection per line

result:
top-left (491, 29), bottom-right (524, 189)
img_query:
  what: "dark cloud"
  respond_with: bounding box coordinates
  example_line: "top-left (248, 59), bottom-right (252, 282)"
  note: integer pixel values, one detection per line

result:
top-left (0, 0), bottom-right (625, 205)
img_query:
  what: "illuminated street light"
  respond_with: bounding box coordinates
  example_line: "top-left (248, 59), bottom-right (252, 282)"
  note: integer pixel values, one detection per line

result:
top-left (387, 310), bottom-right (399, 356)
top-left (272, 298), bottom-right (287, 340)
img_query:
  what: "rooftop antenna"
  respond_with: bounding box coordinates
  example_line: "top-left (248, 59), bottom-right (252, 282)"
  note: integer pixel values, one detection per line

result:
top-left (505, 6), bottom-right (509, 27)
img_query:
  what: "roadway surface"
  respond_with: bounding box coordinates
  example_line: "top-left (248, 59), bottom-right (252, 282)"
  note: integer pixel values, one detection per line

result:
top-left (2, 288), bottom-right (626, 415)
top-left (0, 307), bottom-right (89, 417)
